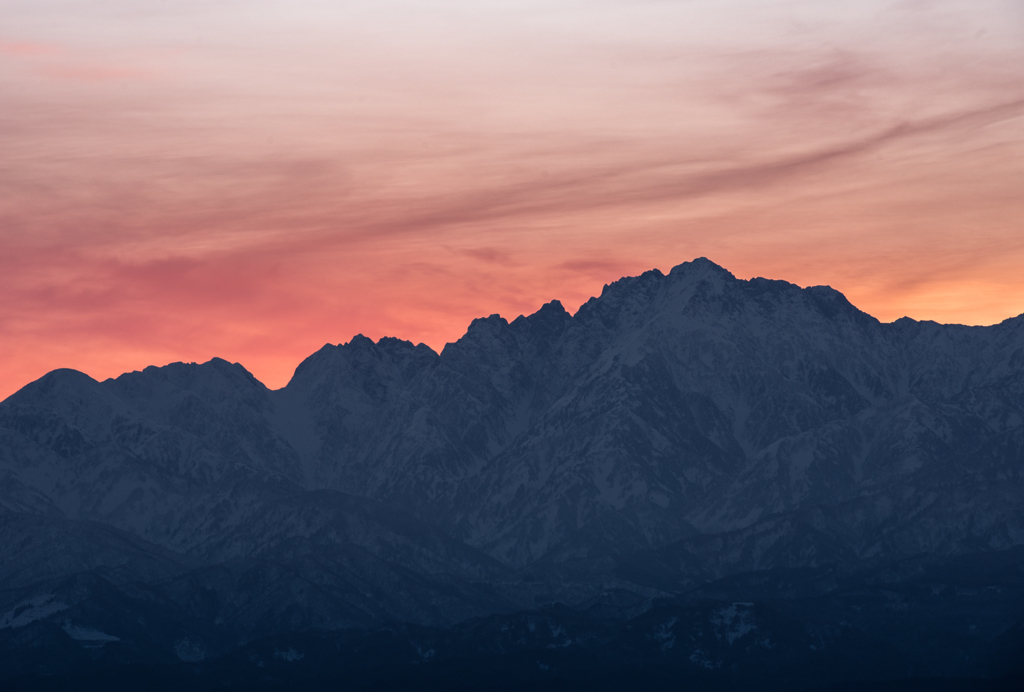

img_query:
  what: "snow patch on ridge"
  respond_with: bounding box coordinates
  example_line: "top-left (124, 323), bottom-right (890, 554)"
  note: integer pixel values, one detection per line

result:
top-left (0, 595), bottom-right (68, 629)
top-left (63, 624), bottom-right (120, 646)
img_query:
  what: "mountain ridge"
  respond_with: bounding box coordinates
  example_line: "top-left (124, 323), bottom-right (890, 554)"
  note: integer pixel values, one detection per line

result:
top-left (12, 256), bottom-right (1018, 400)
top-left (5, 256), bottom-right (1024, 564)
top-left (2, 257), bottom-right (1023, 687)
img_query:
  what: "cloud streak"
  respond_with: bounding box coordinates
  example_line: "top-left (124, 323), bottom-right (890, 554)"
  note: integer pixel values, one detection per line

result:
top-left (1, 0), bottom-right (1022, 398)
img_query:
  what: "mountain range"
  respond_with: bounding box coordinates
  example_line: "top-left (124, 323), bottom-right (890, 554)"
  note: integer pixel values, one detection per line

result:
top-left (2, 258), bottom-right (1023, 690)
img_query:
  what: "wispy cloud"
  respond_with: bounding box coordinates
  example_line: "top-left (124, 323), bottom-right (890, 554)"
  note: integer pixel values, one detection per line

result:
top-left (0, 41), bottom-right (60, 56)
top-left (1, 0), bottom-right (1022, 398)
top-left (37, 65), bottom-right (152, 81)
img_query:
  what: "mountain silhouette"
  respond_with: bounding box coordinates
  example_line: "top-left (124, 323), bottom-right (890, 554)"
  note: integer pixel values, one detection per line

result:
top-left (3, 258), bottom-right (1023, 690)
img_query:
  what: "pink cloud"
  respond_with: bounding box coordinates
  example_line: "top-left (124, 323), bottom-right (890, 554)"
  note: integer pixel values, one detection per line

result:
top-left (37, 64), bottom-right (151, 82)
top-left (0, 0), bottom-right (1022, 400)
top-left (0, 41), bottom-right (60, 56)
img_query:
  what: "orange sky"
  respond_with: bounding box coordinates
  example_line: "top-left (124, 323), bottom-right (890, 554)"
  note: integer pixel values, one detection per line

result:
top-left (1, 0), bottom-right (1023, 399)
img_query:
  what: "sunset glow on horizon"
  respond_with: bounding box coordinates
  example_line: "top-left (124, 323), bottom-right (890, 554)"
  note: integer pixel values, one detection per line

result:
top-left (2, 0), bottom-right (1023, 399)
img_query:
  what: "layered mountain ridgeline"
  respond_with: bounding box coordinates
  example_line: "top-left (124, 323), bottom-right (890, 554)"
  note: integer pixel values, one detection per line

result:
top-left (2, 258), bottom-right (1024, 689)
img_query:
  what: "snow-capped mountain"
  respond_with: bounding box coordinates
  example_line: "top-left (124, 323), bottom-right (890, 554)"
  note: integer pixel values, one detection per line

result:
top-left (2, 258), bottom-right (1023, 688)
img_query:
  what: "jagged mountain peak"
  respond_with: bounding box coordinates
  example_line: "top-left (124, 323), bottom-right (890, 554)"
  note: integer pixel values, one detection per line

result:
top-left (2, 258), bottom-right (1023, 686)
top-left (376, 335), bottom-right (435, 355)
top-left (536, 298), bottom-right (568, 315)
top-left (12, 367), bottom-right (101, 400)
top-left (448, 313), bottom-right (512, 351)
top-left (801, 283), bottom-right (861, 314)
top-left (5, 367), bottom-right (123, 425)
top-left (291, 334), bottom-right (435, 376)
top-left (667, 256), bottom-right (736, 281)
top-left (510, 300), bottom-right (571, 342)
top-left (2, 257), bottom-right (1023, 571)
top-left (111, 357), bottom-right (266, 394)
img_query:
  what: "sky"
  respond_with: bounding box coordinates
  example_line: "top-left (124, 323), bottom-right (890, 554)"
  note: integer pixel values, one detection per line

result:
top-left (1, 0), bottom-right (1023, 399)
